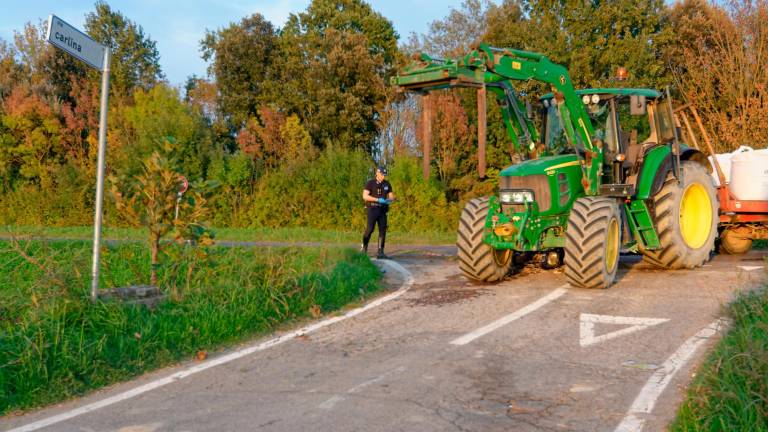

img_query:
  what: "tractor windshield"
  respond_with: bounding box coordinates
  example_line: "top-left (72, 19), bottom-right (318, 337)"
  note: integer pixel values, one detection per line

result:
top-left (542, 99), bottom-right (612, 154)
top-left (542, 93), bottom-right (657, 157)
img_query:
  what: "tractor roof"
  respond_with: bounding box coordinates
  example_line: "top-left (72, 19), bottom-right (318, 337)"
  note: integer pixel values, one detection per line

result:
top-left (541, 88), bottom-right (662, 100)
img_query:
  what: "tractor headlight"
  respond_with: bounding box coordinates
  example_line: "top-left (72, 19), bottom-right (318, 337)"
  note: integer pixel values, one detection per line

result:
top-left (500, 190), bottom-right (534, 204)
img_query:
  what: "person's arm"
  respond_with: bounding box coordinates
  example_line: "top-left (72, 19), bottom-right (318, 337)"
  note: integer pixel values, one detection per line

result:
top-left (362, 189), bottom-right (378, 203)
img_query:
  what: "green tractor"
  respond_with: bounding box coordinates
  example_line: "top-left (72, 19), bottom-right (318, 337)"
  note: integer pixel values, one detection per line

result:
top-left (393, 45), bottom-right (718, 289)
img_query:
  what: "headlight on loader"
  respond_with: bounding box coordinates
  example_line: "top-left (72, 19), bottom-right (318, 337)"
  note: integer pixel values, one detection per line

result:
top-left (499, 190), bottom-right (534, 205)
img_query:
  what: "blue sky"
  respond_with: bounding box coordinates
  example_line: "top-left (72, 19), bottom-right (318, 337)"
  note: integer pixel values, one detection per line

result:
top-left (1, 0), bottom-right (464, 86)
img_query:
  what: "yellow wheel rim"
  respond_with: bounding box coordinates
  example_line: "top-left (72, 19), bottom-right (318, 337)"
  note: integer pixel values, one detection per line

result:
top-left (679, 183), bottom-right (712, 249)
top-left (606, 218), bottom-right (619, 271)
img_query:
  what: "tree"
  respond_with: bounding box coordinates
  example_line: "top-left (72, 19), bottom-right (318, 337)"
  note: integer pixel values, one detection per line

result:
top-left (0, 38), bottom-right (24, 98)
top-left (670, 0), bottom-right (768, 152)
top-left (0, 87), bottom-right (64, 187)
top-left (484, 0), bottom-right (672, 89)
top-left (109, 151), bottom-right (215, 288)
top-left (85, 1), bottom-right (163, 95)
top-left (273, 0), bottom-right (397, 153)
top-left (236, 107), bottom-right (314, 170)
top-left (282, 0), bottom-right (399, 68)
top-left (111, 83), bottom-right (211, 180)
top-left (406, 0), bottom-right (492, 58)
top-left (200, 14), bottom-right (277, 129)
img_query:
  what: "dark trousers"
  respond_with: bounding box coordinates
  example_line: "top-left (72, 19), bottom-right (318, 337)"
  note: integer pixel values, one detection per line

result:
top-left (363, 206), bottom-right (388, 250)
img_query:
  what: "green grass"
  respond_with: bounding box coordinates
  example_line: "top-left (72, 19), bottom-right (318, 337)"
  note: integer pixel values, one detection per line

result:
top-left (671, 287), bottom-right (768, 431)
top-left (0, 239), bottom-right (382, 415)
top-left (2, 225), bottom-right (456, 245)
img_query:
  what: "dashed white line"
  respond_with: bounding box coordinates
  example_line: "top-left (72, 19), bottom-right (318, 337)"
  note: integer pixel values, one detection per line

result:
top-left (614, 319), bottom-right (727, 432)
top-left (6, 259), bottom-right (414, 432)
top-left (318, 366), bottom-right (406, 410)
top-left (450, 285), bottom-right (568, 346)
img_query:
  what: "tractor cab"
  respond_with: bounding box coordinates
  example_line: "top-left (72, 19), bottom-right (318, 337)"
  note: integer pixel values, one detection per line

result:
top-left (539, 88), bottom-right (678, 185)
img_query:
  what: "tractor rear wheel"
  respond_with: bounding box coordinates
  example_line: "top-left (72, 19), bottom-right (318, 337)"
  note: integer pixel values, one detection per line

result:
top-left (457, 197), bottom-right (512, 282)
top-left (641, 161), bottom-right (718, 268)
top-left (564, 197), bottom-right (622, 289)
top-left (719, 227), bottom-right (753, 255)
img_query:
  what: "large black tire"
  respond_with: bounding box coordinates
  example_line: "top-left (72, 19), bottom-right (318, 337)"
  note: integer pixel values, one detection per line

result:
top-left (719, 227), bottom-right (753, 255)
top-left (564, 197), bottom-right (622, 289)
top-left (641, 161), bottom-right (718, 269)
top-left (457, 197), bottom-right (512, 282)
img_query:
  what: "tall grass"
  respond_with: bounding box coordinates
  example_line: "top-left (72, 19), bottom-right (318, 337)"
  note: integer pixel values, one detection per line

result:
top-left (2, 225), bottom-right (457, 245)
top-left (0, 239), bottom-right (381, 415)
top-left (672, 287), bottom-right (768, 430)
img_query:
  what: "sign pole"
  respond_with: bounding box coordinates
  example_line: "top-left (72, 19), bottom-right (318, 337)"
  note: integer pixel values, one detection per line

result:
top-left (90, 48), bottom-right (111, 302)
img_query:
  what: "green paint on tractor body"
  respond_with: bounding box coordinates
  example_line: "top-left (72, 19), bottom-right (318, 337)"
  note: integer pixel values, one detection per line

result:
top-left (485, 154), bottom-right (585, 251)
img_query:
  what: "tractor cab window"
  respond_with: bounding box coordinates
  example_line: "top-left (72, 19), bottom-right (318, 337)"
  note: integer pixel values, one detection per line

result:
top-left (616, 100), bottom-right (651, 144)
top-left (655, 98), bottom-right (676, 143)
top-left (544, 103), bottom-right (568, 153)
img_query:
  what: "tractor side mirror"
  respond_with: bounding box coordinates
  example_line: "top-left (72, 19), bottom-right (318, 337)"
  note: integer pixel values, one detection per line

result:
top-left (526, 100), bottom-right (533, 119)
top-left (630, 95), bottom-right (647, 116)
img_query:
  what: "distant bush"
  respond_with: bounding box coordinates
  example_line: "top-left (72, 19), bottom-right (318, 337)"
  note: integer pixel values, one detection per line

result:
top-left (0, 145), bottom-right (464, 234)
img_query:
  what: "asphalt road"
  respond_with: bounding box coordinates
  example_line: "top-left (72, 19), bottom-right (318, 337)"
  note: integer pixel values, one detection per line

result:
top-left (2, 249), bottom-right (765, 432)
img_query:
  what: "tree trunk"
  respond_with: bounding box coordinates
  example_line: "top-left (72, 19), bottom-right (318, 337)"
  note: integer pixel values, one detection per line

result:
top-left (150, 233), bottom-right (159, 286)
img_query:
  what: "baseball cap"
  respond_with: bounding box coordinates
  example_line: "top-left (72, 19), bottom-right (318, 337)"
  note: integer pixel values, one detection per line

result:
top-left (377, 166), bottom-right (388, 175)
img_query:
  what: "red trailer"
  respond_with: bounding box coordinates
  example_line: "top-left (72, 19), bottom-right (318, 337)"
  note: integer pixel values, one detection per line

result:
top-left (674, 104), bottom-right (768, 254)
top-left (716, 186), bottom-right (768, 254)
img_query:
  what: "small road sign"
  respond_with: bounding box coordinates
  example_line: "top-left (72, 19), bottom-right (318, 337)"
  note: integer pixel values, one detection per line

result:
top-left (46, 13), bottom-right (111, 302)
top-left (45, 14), bottom-right (106, 70)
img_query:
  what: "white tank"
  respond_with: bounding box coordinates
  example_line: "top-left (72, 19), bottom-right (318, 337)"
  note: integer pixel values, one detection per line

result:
top-left (730, 146), bottom-right (768, 200)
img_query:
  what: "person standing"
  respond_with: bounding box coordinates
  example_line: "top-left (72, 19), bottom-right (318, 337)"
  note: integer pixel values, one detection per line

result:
top-left (361, 166), bottom-right (395, 258)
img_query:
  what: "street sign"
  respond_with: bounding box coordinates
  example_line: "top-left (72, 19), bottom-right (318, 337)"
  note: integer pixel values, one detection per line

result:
top-left (45, 14), bottom-right (106, 70)
top-left (46, 13), bottom-right (111, 302)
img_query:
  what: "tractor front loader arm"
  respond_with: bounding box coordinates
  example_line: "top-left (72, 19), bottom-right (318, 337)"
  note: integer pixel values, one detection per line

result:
top-left (393, 44), bottom-right (603, 195)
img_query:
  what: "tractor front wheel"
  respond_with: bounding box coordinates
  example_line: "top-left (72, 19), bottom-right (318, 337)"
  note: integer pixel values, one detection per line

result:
top-left (564, 197), bottom-right (621, 289)
top-left (457, 197), bottom-right (512, 282)
top-left (641, 161), bottom-right (718, 268)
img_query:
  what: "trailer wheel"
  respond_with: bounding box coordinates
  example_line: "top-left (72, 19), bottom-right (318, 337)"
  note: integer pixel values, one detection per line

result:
top-left (641, 161), bottom-right (718, 268)
top-left (720, 227), bottom-right (753, 255)
top-left (564, 197), bottom-right (621, 289)
top-left (457, 197), bottom-right (512, 282)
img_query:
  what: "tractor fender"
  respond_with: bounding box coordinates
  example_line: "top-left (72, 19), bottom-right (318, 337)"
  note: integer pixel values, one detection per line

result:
top-left (634, 146), bottom-right (710, 200)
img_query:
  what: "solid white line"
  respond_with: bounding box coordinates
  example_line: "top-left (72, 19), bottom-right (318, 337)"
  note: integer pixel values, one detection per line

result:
top-left (614, 319), bottom-right (727, 432)
top-left (450, 286), bottom-right (568, 346)
top-left (6, 259), bottom-right (414, 432)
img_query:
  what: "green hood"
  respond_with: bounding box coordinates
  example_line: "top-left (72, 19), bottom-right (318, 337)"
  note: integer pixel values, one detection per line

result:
top-left (499, 154), bottom-right (580, 177)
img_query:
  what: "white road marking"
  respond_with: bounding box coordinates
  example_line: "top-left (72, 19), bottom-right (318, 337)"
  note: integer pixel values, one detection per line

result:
top-left (737, 265), bottom-right (764, 272)
top-left (318, 366), bottom-right (406, 410)
top-left (6, 260), bottom-right (414, 432)
top-left (580, 314), bottom-right (670, 347)
top-left (614, 319), bottom-right (727, 432)
top-left (450, 286), bottom-right (568, 346)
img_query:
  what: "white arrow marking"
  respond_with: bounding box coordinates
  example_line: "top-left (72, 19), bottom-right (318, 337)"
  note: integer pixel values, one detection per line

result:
top-left (737, 265), bottom-right (764, 272)
top-left (580, 314), bottom-right (670, 347)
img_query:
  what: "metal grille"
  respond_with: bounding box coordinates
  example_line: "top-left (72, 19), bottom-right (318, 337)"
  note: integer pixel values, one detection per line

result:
top-left (500, 175), bottom-right (552, 213)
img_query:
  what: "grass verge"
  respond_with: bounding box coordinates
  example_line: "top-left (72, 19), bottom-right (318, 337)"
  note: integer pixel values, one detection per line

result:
top-left (0, 239), bottom-right (382, 415)
top-left (671, 286), bottom-right (768, 430)
top-left (2, 225), bottom-right (456, 246)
